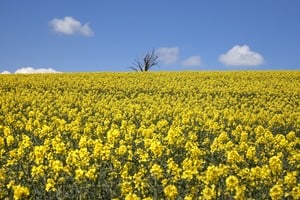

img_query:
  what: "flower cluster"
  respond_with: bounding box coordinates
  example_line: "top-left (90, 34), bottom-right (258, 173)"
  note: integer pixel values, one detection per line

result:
top-left (0, 71), bottom-right (299, 199)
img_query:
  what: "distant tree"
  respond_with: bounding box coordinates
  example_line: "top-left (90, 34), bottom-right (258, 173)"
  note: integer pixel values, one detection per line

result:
top-left (130, 49), bottom-right (159, 72)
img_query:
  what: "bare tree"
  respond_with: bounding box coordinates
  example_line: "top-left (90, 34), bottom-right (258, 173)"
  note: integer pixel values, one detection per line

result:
top-left (130, 49), bottom-right (159, 72)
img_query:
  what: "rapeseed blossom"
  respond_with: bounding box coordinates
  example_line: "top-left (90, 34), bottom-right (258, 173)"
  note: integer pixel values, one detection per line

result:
top-left (163, 184), bottom-right (178, 199)
top-left (150, 164), bottom-right (163, 179)
top-left (226, 175), bottom-right (239, 192)
top-left (45, 178), bottom-right (56, 192)
top-left (12, 185), bottom-right (30, 200)
top-left (269, 184), bottom-right (283, 200)
top-left (0, 71), bottom-right (299, 199)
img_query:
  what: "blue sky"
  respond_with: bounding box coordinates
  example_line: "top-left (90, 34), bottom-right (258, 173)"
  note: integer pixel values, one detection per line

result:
top-left (1, 0), bottom-right (300, 73)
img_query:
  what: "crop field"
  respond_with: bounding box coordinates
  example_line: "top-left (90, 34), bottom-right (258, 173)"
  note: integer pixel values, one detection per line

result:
top-left (0, 71), bottom-right (299, 199)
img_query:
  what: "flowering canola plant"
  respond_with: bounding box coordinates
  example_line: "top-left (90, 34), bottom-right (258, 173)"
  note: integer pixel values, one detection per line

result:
top-left (0, 71), bottom-right (299, 199)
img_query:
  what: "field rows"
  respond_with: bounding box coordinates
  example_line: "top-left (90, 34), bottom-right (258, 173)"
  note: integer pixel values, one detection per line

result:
top-left (0, 72), bottom-right (299, 199)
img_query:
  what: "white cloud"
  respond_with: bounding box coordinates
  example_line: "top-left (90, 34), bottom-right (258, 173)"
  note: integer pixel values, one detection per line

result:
top-left (15, 67), bottom-right (60, 74)
top-left (49, 16), bottom-right (93, 36)
top-left (181, 56), bottom-right (202, 67)
top-left (155, 47), bottom-right (179, 65)
top-left (1, 71), bottom-right (11, 74)
top-left (219, 45), bottom-right (264, 67)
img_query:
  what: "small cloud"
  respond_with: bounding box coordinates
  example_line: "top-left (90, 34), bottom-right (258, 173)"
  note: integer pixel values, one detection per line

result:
top-left (1, 71), bottom-right (11, 74)
top-left (181, 56), bottom-right (202, 67)
top-left (49, 16), bottom-right (93, 36)
top-left (15, 67), bottom-right (61, 74)
top-left (156, 47), bottom-right (179, 65)
top-left (219, 45), bottom-right (264, 67)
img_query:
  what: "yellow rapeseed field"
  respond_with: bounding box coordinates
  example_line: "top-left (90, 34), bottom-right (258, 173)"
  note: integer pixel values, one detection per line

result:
top-left (0, 71), bottom-right (299, 199)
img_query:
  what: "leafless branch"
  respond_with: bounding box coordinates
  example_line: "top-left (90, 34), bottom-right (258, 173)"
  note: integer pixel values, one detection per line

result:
top-left (130, 49), bottom-right (159, 72)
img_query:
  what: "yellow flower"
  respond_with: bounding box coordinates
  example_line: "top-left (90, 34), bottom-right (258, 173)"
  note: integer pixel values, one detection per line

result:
top-left (286, 131), bottom-right (296, 141)
top-left (79, 135), bottom-right (88, 148)
top-left (183, 195), bottom-right (194, 200)
top-left (255, 126), bottom-right (265, 136)
top-left (0, 137), bottom-right (4, 149)
top-left (269, 155), bottom-right (282, 175)
top-left (75, 168), bottom-right (85, 181)
top-left (19, 134), bottom-right (32, 148)
top-left (205, 165), bottom-right (219, 184)
top-left (6, 135), bottom-right (15, 146)
top-left (150, 164), bottom-right (163, 179)
top-left (234, 184), bottom-right (246, 200)
top-left (133, 169), bottom-right (147, 191)
top-left (149, 140), bottom-right (164, 158)
top-left (182, 158), bottom-right (198, 181)
top-left (45, 178), bottom-right (56, 192)
top-left (284, 171), bottom-right (297, 187)
top-left (269, 184), bottom-right (283, 200)
top-left (240, 131), bottom-right (248, 142)
top-left (125, 193), bottom-right (140, 200)
top-left (67, 147), bottom-right (91, 168)
top-left (28, 110), bottom-right (35, 118)
top-left (31, 165), bottom-right (45, 178)
top-left (32, 146), bottom-right (46, 165)
top-left (163, 184), bottom-right (178, 199)
top-left (157, 119), bottom-right (169, 131)
top-left (167, 158), bottom-right (181, 180)
top-left (3, 126), bottom-right (11, 136)
top-left (225, 175), bottom-right (239, 192)
top-left (85, 167), bottom-right (97, 180)
top-left (107, 128), bottom-right (120, 144)
top-left (165, 128), bottom-right (183, 145)
top-left (141, 128), bottom-right (154, 139)
top-left (93, 140), bottom-right (103, 159)
top-left (246, 146), bottom-right (256, 161)
top-left (51, 160), bottom-right (64, 174)
top-left (137, 148), bottom-right (149, 162)
top-left (1, 71), bottom-right (300, 199)
top-left (12, 185), bottom-right (30, 200)
top-left (25, 122), bottom-right (33, 132)
top-left (121, 181), bottom-right (133, 195)
top-left (201, 184), bottom-right (216, 200)
top-left (0, 168), bottom-right (6, 182)
top-left (290, 185), bottom-right (300, 199)
top-left (227, 150), bottom-right (242, 164)
top-left (218, 131), bottom-right (229, 142)
top-left (260, 165), bottom-right (271, 180)
top-left (117, 144), bottom-right (127, 155)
